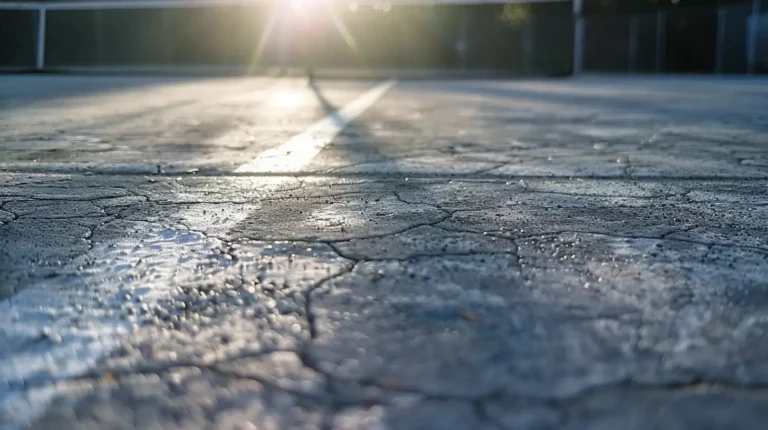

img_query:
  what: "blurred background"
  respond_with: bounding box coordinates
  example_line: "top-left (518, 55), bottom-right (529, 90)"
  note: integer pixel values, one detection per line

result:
top-left (0, 0), bottom-right (766, 75)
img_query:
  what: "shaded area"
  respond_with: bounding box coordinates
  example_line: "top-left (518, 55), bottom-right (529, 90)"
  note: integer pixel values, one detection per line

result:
top-left (0, 74), bottom-right (194, 106)
top-left (582, 0), bottom-right (765, 74)
top-left (666, 8), bottom-right (718, 73)
top-left (0, 9), bottom-right (37, 68)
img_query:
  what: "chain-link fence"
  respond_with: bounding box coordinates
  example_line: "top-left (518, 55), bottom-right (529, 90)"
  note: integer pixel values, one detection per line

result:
top-left (0, 1), bottom-right (573, 74)
top-left (582, 0), bottom-right (766, 74)
top-left (0, 9), bottom-right (38, 67)
top-left (4, 1), bottom-right (765, 75)
top-left (758, 11), bottom-right (768, 72)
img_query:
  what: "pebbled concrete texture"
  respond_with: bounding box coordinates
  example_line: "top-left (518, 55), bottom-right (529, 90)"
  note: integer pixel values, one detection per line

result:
top-left (1, 76), bottom-right (768, 429)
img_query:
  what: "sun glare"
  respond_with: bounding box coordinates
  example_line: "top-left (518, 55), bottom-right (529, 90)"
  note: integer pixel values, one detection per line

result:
top-left (289, 0), bottom-right (324, 11)
top-left (247, 0), bottom-right (364, 71)
top-left (270, 89), bottom-right (307, 108)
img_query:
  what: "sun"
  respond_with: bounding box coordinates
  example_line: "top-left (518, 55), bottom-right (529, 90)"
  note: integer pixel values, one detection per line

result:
top-left (246, 0), bottom-right (362, 71)
top-left (289, 0), bottom-right (325, 11)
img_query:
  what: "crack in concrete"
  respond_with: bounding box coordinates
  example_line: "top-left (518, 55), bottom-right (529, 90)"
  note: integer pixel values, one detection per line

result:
top-left (141, 191), bottom-right (383, 206)
top-left (91, 196), bottom-right (149, 207)
top-left (0, 192), bottom-right (137, 202)
top-left (392, 190), bottom-right (452, 213)
top-left (305, 264), bottom-right (358, 340)
top-left (8, 231), bottom-right (768, 427)
top-left (519, 188), bottom-right (683, 200)
top-left (303, 371), bottom-right (768, 411)
top-left (472, 398), bottom-right (506, 430)
top-left (77, 341), bottom-right (748, 428)
top-left (434, 225), bottom-right (768, 254)
top-left (5, 169), bottom-right (768, 182)
top-left (15, 214), bottom-right (106, 220)
top-left (469, 161), bottom-right (516, 176)
top-left (660, 225), bottom-right (700, 240)
top-left (0, 200), bottom-right (19, 222)
top-left (324, 242), bottom-right (362, 262)
top-left (208, 365), bottom-right (330, 402)
top-left (3, 163), bottom-right (767, 425)
top-left (84, 216), bottom-right (118, 252)
top-left (432, 224), bottom-right (520, 242)
top-left (322, 214), bottom-right (454, 244)
top-left (75, 347), bottom-right (297, 383)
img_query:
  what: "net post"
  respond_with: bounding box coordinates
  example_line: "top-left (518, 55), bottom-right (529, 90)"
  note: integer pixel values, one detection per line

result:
top-left (716, 7), bottom-right (727, 74)
top-left (655, 9), bottom-right (665, 73)
top-left (95, 9), bottom-right (105, 66)
top-left (36, 6), bottom-right (46, 70)
top-left (572, 0), bottom-right (584, 74)
top-left (523, 14), bottom-right (534, 72)
top-left (628, 15), bottom-right (638, 73)
top-left (161, 8), bottom-right (172, 65)
top-left (747, 0), bottom-right (762, 74)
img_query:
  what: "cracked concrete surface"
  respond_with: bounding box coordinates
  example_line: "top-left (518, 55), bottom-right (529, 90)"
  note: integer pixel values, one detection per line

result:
top-left (2, 75), bottom-right (768, 429)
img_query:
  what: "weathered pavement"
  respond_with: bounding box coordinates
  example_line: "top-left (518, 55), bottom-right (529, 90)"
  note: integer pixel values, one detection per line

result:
top-left (2, 75), bottom-right (768, 429)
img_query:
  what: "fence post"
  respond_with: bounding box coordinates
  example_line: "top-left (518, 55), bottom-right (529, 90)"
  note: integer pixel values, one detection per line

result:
top-left (459, 8), bottom-right (468, 70)
top-left (36, 6), bottom-right (46, 70)
top-left (95, 9), bottom-right (105, 66)
top-left (523, 15), bottom-right (535, 72)
top-left (278, 11), bottom-right (287, 71)
top-left (716, 7), bottom-right (727, 74)
top-left (628, 15), bottom-right (639, 73)
top-left (573, 0), bottom-right (584, 74)
top-left (748, 0), bottom-right (762, 74)
top-left (655, 9), bottom-right (665, 73)
top-left (161, 9), bottom-right (172, 65)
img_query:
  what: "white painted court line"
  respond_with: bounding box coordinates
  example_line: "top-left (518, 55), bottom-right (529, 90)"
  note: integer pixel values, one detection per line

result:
top-left (235, 80), bottom-right (396, 173)
top-left (0, 80), bottom-right (395, 176)
top-left (0, 80), bottom-right (396, 429)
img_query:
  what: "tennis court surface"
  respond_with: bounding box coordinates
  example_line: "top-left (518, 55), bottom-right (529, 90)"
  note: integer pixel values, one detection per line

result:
top-left (2, 75), bottom-right (768, 429)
